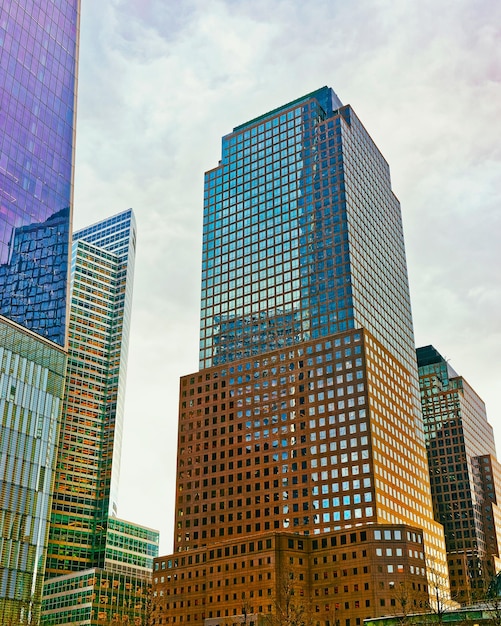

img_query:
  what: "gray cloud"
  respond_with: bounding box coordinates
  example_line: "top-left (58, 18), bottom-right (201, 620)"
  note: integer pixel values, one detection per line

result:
top-left (74, 0), bottom-right (501, 552)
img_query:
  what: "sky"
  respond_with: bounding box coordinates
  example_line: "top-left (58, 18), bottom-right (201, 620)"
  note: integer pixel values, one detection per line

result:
top-left (73, 0), bottom-right (501, 554)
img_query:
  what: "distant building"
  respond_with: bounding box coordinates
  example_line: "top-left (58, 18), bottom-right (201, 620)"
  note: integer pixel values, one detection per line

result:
top-left (417, 345), bottom-right (501, 602)
top-left (0, 1), bottom-right (80, 622)
top-left (152, 87), bottom-right (448, 626)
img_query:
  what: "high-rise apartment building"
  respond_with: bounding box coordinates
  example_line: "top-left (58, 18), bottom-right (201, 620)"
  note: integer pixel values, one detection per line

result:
top-left (45, 209), bottom-right (137, 576)
top-left (152, 87), bottom-right (449, 626)
top-left (417, 345), bottom-right (501, 603)
top-left (0, 1), bottom-right (80, 623)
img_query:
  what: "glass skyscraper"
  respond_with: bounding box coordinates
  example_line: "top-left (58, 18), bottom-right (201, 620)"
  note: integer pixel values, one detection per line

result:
top-left (45, 209), bottom-right (137, 577)
top-left (40, 210), bottom-right (158, 626)
top-left (0, 1), bottom-right (78, 345)
top-left (0, 1), bottom-right (79, 623)
top-left (200, 87), bottom-right (413, 373)
top-left (153, 87), bottom-right (450, 625)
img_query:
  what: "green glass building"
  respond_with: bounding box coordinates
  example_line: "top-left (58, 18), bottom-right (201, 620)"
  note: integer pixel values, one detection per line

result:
top-left (41, 518), bottom-right (158, 625)
top-left (0, 323), bottom-right (67, 624)
top-left (41, 210), bottom-right (160, 625)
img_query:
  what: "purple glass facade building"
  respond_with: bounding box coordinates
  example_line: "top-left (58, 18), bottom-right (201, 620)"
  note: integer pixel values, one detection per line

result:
top-left (0, 1), bottom-right (78, 345)
top-left (0, 2), bottom-right (79, 623)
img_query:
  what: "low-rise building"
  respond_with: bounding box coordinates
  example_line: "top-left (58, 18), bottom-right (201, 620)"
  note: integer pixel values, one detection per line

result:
top-left (152, 524), bottom-right (429, 626)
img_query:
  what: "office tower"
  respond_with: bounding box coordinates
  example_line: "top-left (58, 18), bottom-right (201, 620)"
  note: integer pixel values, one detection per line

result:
top-left (41, 209), bottom-right (159, 625)
top-left (199, 89), bottom-right (416, 375)
top-left (417, 345), bottom-right (501, 603)
top-left (45, 209), bottom-right (137, 576)
top-left (0, 1), bottom-right (80, 623)
top-left (152, 87), bottom-right (449, 626)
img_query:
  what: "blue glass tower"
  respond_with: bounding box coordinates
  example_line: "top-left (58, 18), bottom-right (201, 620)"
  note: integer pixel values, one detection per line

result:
top-left (0, 2), bottom-right (79, 345)
top-left (0, 1), bottom-right (79, 623)
top-left (200, 87), bottom-right (414, 375)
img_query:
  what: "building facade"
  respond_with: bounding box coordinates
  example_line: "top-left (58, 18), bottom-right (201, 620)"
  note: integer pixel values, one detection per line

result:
top-left (200, 88), bottom-right (416, 375)
top-left (477, 455), bottom-right (501, 578)
top-left (0, 1), bottom-right (80, 622)
top-left (153, 87), bottom-right (449, 625)
top-left (154, 525), bottom-right (428, 626)
top-left (417, 345), bottom-right (501, 603)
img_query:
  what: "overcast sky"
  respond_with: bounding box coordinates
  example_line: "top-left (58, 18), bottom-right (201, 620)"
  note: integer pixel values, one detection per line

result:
top-left (73, 0), bottom-right (501, 554)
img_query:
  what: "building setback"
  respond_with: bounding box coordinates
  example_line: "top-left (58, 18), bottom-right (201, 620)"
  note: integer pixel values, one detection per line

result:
top-left (417, 345), bottom-right (501, 603)
top-left (152, 87), bottom-right (449, 625)
top-left (0, 1), bottom-right (80, 623)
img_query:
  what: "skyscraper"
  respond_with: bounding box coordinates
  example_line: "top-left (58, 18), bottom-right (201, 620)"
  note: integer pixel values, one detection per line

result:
top-left (417, 345), bottom-right (501, 602)
top-left (41, 209), bottom-right (159, 625)
top-left (45, 209), bottom-right (137, 576)
top-left (0, 1), bottom-right (79, 622)
top-left (199, 88), bottom-right (415, 374)
top-left (152, 87), bottom-right (449, 625)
